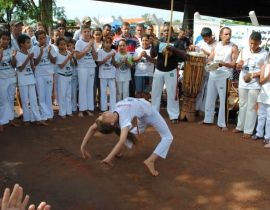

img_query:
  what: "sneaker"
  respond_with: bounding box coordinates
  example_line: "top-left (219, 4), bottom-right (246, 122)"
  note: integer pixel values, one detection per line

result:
top-left (264, 141), bottom-right (270, 148)
top-left (251, 135), bottom-right (263, 140)
top-left (171, 119), bottom-right (179, 124)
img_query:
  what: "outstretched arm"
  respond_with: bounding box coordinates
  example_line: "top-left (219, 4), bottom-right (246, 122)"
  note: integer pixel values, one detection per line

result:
top-left (101, 127), bottom-right (129, 166)
top-left (80, 123), bottom-right (98, 159)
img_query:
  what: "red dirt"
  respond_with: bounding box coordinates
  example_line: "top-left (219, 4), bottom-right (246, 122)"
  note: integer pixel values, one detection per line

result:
top-left (1, 111), bottom-right (270, 210)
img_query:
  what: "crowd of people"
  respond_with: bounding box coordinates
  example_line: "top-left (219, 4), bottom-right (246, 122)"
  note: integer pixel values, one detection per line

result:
top-left (0, 16), bottom-right (269, 149)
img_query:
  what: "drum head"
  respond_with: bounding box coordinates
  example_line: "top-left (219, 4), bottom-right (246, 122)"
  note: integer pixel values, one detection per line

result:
top-left (205, 61), bottom-right (220, 72)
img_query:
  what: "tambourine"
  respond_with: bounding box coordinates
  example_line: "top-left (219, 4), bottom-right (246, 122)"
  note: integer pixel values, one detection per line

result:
top-left (205, 61), bottom-right (220, 72)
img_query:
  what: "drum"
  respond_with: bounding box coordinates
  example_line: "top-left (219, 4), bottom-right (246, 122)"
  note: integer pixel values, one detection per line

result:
top-left (180, 52), bottom-right (206, 122)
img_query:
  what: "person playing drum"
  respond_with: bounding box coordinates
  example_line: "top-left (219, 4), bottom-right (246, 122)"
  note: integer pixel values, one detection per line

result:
top-left (195, 27), bottom-right (217, 114)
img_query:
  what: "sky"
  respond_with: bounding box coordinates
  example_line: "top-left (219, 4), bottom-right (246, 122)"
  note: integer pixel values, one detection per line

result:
top-left (55, 0), bottom-right (184, 23)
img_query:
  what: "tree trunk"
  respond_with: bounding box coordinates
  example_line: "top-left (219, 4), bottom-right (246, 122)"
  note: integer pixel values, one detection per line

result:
top-left (40, 0), bottom-right (53, 34)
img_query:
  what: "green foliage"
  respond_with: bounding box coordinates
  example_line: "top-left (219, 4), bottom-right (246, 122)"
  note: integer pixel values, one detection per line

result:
top-left (221, 19), bottom-right (252, 26)
top-left (53, 1), bottom-right (66, 20)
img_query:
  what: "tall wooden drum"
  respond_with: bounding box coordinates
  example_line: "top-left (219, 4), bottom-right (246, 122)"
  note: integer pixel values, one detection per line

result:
top-left (180, 52), bottom-right (206, 122)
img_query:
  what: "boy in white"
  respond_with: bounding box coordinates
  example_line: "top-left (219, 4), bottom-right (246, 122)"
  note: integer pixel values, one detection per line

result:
top-left (233, 32), bottom-right (269, 138)
top-left (132, 34), bottom-right (155, 99)
top-left (56, 37), bottom-right (73, 118)
top-left (202, 27), bottom-right (238, 131)
top-left (16, 34), bottom-right (46, 125)
top-left (115, 39), bottom-right (133, 101)
top-left (97, 37), bottom-right (117, 111)
top-left (195, 27), bottom-right (217, 113)
top-left (0, 31), bottom-right (18, 132)
top-left (253, 63), bottom-right (270, 147)
top-left (75, 25), bottom-right (97, 117)
top-left (80, 97), bottom-right (173, 177)
top-left (33, 30), bottom-right (57, 120)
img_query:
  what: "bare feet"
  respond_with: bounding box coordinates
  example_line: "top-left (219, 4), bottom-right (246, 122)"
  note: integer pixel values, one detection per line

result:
top-left (86, 110), bottom-right (94, 117)
top-left (10, 120), bottom-right (20, 127)
top-left (144, 160), bottom-right (159, 177)
top-left (242, 133), bottom-right (251, 139)
top-left (0, 125), bottom-right (3, 132)
top-left (232, 128), bottom-right (242, 133)
top-left (78, 112), bottom-right (83, 118)
top-left (36, 121), bottom-right (48, 126)
top-left (101, 159), bottom-right (113, 167)
top-left (221, 127), bottom-right (228, 132)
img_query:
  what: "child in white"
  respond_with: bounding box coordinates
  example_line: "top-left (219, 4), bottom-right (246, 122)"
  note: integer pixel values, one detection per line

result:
top-left (254, 63), bottom-right (270, 147)
top-left (67, 38), bottom-right (78, 113)
top-left (16, 34), bottom-right (45, 124)
top-left (115, 39), bottom-right (132, 101)
top-left (56, 37), bottom-right (73, 118)
top-left (0, 31), bottom-right (17, 131)
top-left (97, 37), bottom-right (117, 111)
top-left (33, 30), bottom-right (57, 120)
top-left (132, 35), bottom-right (155, 99)
top-left (75, 26), bottom-right (97, 117)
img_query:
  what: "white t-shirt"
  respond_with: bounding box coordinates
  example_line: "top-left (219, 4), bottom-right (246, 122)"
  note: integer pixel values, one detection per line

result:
top-left (114, 97), bottom-right (152, 129)
top-left (75, 39), bottom-right (96, 69)
top-left (97, 49), bottom-right (116, 79)
top-left (115, 52), bottom-right (132, 82)
top-left (134, 47), bottom-right (154, 77)
top-left (0, 47), bottom-right (16, 79)
top-left (56, 52), bottom-right (72, 76)
top-left (237, 47), bottom-right (269, 90)
top-left (210, 42), bottom-right (235, 80)
top-left (257, 64), bottom-right (270, 105)
top-left (16, 51), bottom-right (36, 86)
top-left (33, 45), bottom-right (57, 76)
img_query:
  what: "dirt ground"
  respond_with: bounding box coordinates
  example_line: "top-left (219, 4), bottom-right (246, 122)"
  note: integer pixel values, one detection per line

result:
top-left (0, 110), bottom-right (270, 210)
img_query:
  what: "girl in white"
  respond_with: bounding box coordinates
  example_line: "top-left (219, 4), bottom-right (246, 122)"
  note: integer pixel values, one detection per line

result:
top-left (233, 32), bottom-right (269, 138)
top-left (115, 39), bottom-right (132, 101)
top-left (253, 63), bottom-right (270, 148)
top-left (33, 30), bottom-right (57, 121)
top-left (0, 31), bottom-right (18, 132)
top-left (16, 34), bottom-right (46, 125)
top-left (97, 36), bottom-right (117, 111)
top-left (75, 25), bottom-right (97, 117)
top-left (56, 37), bottom-right (73, 118)
top-left (67, 38), bottom-right (78, 113)
top-left (132, 34), bottom-right (155, 99)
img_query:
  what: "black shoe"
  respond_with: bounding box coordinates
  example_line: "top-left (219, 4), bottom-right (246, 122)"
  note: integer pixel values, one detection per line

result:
top-left (171, 119), bottom-right (179, 124)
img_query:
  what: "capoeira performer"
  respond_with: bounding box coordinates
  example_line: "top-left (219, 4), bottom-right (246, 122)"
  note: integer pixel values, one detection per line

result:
top-left (195, 27), bottom-right (217, 114)
top-left (201, 27), bottom-right (239, 131)
top-left (80, 97), bottom-right (173, 176)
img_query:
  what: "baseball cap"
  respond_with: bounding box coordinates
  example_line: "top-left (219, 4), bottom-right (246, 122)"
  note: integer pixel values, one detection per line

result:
top-left (82, 16), bottom-right (91, 23)
top-left (10, 20), bottom-right (24, 26)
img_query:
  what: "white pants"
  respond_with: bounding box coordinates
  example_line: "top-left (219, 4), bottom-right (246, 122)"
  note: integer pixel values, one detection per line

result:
top-left (196, 74), bottom-right (209, 112)
top-left (116, 81), bottom-right (129, 101)
top-left (71, 75), bottom-right (78, 112)
top-left (204, 77), bottom-right (229, 127)
top-left (236, 88), bottom-right (260, 134)
top-left (128, 107), bottom-right (173, 159)
top-left (19, 84), bottom-right (41, 122)
top-left (0, 77), bottom-right (16, 125)
top-left (151, 69), bottom-right (179, 120)
top-left (77, 67), bottom-right (95, 111)
top-left (36, 75), bottom-right (53, 120)
top-left (255, 103), bottom-right (270, 139)
top-left (57, 75), bottom-right (72, 116)
top-left (100, 78), bottom-right (116, 111)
